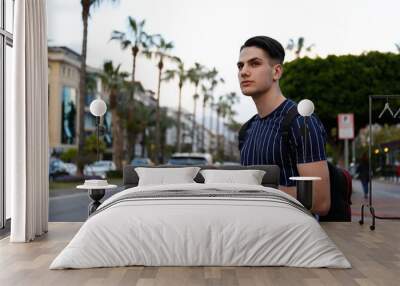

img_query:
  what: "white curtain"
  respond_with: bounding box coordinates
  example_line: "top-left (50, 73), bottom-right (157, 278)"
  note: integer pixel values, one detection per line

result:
top-left (6, 0), bottom-right (49, 242)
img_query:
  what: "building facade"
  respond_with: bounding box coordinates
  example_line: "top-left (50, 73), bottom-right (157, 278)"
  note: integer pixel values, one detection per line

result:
top-left (48, 46), bottom-right (239, 162)
top-left (48, 46), bottom-right (102, 151)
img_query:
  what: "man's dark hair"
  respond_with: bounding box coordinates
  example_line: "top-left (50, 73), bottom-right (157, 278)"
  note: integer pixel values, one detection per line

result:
top-left (240, 36), bottom-right (285, 64)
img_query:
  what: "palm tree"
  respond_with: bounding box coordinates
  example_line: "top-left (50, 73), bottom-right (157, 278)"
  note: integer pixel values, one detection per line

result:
top-left (144, 35), bottom-right (177, 163)
top-left (395, 43), bottom-right (400, 53)
top-left (77, 0), bottom-right (119, 175)
top-left (133, 102), bottom-right (154, 157)
top-left (200, 85), bottom-right (211, 152)
top-left (208, 96), bottom-right (216, 153)
top-left (200, 68), bottom-right (224, 152)
top-left (225, 118), bottom-right (241, 160)
top-left (110, 17), bottom-right (157, 160)
top-left (192, 93), bottom-right (200, 152)
top-left (163, 58), bottom-right (189, 152)
top-left (159, 107), bottom-right (176, 161)
top-left (222, 103), bottom-right (237, 157)
top-left (286, 37), bottom-right (315, 59)
top-left (216, 96), bottom-right (228, 158)
top-left (215, 92), bottom-right (239, 159)
top-left (100, 61), bottom-right (129, 170)
top-left (187, 63), bottom-right (207, 152)
top-left (225, 91), bottom-right (239, 108)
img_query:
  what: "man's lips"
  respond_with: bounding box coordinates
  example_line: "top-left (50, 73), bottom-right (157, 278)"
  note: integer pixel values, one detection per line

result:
top-left (241, 81), bottom-right (254, 86)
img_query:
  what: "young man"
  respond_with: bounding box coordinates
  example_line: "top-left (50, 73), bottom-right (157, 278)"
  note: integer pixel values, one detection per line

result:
top-left (237, 36), bottom-right (330, 215)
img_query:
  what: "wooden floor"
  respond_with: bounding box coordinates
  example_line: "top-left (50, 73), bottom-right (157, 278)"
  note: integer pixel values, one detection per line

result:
top-left (1, 221), bottom-right (399, 286)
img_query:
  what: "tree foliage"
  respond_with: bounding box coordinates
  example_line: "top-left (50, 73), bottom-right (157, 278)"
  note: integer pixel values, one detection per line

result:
top-left (280, 52), bottom-right (400, 142)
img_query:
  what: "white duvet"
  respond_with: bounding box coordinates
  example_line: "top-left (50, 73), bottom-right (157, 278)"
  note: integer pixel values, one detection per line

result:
top-left (50, 183), bottom-right (351, 269)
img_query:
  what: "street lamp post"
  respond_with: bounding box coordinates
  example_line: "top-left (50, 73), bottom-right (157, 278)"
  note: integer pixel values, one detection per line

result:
top-left (89, 99), bottom-right (107, 161)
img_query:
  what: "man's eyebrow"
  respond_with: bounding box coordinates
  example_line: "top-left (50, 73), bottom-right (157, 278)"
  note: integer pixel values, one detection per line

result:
top-left (237, 57), bottom-right (263, 65)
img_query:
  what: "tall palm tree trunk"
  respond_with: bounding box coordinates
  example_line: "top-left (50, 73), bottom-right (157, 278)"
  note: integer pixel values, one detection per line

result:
top-left (177, 84), bottom-right (183, 152)
top-left (209, 105), bottom-right (214, 154)
top-left (191, 86), bottom-right (198, 152)
top-left (155, 59), bottom-right (163, 164)
top-left (192, 98), bottom-right (197, 152)
top-left (141, 128), bottom-right (146, 157)
top-left (221, 116), bottom-right (225, 158)
top-left (126, 47), bottom-right (139, 161)
top-left (111, 108), bottom-right (123, 170)
top-left (109, 90), bottom-right (123, 170)
top-left (77, 5), bottom-right (89, 175)
top-left (201, 101), bottom-right (206, 152)
top-left (216, 111), bottom-right (220, 154)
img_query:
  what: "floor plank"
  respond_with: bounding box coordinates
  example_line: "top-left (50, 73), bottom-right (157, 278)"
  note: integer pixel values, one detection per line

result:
top-left (1, 221), bottom-right (400, 286)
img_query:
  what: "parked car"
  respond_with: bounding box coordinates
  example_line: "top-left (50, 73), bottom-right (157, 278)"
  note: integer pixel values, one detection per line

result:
top-left (167, 153), bottom-right (213, 166)
top-left (131, 157), bottom-right (154, 167)
top-left (221, 161), bottom-right (241, 166)
top-left (84, 160), bottom-right (116, 178)
top-left (64, 162), bottom-right (77, 176)
top-left (49, 158), bottom-right (69, 180)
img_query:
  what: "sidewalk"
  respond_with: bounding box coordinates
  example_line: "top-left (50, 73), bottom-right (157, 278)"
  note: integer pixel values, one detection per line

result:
top-left (351, 179), bottom-right (400, 220)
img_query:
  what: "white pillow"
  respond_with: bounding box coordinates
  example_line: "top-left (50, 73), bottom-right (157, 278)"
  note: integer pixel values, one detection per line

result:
top-left (135, 167), bottom-right (201, 186)
top-left (200, 169), bottom-right (266, 185)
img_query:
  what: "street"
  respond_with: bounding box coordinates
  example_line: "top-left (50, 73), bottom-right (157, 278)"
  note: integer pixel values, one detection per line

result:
top-left (49, 188), bottom-right (123, 221)
top-left (352, 179), bottom-right (400, 220)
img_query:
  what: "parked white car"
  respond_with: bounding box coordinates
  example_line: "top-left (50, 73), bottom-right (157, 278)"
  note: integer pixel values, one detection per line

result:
top-left (84, 160), bottom-right (116, 178)
top-left (167, 153), bottom-right (213, 166)
top-left (64, 162), bottom-right (77, 176)
top-left (49, 158), bottom-right (77, 179)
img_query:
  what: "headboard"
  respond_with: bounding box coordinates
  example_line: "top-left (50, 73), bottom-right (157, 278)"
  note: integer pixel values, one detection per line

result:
top-left (123, 165), bottom-right (280, 189)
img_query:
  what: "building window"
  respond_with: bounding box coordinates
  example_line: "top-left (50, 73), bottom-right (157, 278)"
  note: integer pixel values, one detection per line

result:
top-left (84, 112), bottom-right (96, 130)
top-left (1, 0), bottom-right (14, 229)
top-left (61, 86), bottom-right (77, 144)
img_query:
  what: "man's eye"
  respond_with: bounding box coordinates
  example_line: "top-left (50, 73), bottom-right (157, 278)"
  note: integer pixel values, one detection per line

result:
top-left (251, 62), bottom-right (259, 67)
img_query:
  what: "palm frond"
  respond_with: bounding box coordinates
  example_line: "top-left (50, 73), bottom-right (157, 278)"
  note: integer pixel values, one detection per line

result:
top-left (142, 50), bottom-right (153, 59)
top-left (306, 43), bottom-right (315, 52)
top-left (128, 16), bottom-right (138, 33)
top-left (110, 30), bottom-right (125, 41)
top-left (286, 39), bottom-right (294, 50)
top-left (162, 70), bottom-right (176, 82)
top-left (121, 39), bottom-right (132, 49)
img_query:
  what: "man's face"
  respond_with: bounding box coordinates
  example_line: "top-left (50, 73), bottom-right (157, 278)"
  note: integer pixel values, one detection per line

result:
top-left (237, 46), bottom-right (281, 97)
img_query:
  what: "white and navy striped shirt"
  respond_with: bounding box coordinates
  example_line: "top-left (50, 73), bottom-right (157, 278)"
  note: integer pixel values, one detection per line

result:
top-left (240, 99), bottom-right (327, 186)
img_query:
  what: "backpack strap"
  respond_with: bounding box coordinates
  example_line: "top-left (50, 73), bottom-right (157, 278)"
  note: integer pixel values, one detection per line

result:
top-left (281, 107), bottom-right (300, 143)
top-left (281, 107), bottom-right (305, 164)
top-left (238, 114), bottom-right (257, 150)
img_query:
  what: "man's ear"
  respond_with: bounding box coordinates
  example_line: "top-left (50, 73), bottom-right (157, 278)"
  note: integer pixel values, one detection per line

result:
top-left (273, 64), bottom-right (283, 81)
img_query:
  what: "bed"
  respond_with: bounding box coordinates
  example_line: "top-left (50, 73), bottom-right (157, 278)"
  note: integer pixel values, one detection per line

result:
top-left (50, 165), bottom-right (351, 269)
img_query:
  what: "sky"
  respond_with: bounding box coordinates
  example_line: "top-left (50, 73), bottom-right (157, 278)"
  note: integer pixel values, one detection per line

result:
top-left (47, 0), bottom-right (400, 124)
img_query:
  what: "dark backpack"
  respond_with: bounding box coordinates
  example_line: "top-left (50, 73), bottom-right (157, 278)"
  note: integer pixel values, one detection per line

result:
top-left (238, 108), bottom-right (352, 222)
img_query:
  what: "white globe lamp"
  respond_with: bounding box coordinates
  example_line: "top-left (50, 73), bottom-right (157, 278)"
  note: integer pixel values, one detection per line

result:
top-left (297, 99), bottom-right (314, 117)
top-left (90, 99), bottom-right (107, 117)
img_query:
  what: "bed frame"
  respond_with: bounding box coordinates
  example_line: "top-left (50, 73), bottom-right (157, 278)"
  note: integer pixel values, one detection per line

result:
top-left (122, 165), bottom-right (280, 189)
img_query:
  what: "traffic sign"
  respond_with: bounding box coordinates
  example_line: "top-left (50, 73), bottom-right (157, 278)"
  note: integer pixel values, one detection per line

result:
top-left (338, 113), bottom-right (354, 139)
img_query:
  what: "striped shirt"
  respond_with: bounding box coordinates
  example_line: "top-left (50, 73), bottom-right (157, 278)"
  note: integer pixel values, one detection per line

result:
top-left (239, 99), bottom-right (327, 186)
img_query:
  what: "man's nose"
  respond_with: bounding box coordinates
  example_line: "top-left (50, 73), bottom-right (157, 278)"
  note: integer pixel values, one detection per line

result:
top-left (240, 66), bottom-right (250, 78)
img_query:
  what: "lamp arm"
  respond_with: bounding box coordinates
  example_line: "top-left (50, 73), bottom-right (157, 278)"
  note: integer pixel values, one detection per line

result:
top-left (96, 116), bottom-right (100, 162)
top-left (303, 116), bottom-right (308, 160)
